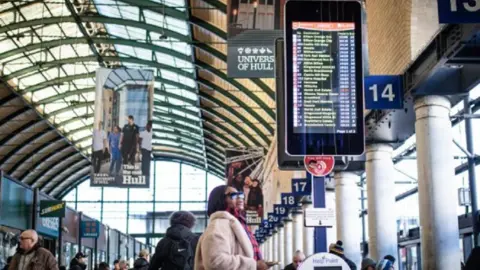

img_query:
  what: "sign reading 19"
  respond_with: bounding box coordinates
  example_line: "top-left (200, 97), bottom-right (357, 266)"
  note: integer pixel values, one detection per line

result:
top-left (449, 0), bottom-right (480, 11)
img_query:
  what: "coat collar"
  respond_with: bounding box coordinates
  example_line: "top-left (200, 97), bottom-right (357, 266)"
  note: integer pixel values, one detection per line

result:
top-left (209, 211), bottom-right (254, 258)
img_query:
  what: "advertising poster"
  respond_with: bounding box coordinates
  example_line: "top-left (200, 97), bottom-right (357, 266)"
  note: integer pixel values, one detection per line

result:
top-left (227, 0), bottom-right (284, 77)
top-left (91, 68), bottom-right (154, 188)
top-left (225, 148), bottom-right (264, 224)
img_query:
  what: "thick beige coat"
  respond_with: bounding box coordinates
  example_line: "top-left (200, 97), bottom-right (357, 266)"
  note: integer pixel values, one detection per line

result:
top-left (194, 211), bottom-right (256, 270)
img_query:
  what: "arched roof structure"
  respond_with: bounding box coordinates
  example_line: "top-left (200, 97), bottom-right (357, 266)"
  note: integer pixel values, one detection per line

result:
top-left (0, 0), bottom-right (276, 197)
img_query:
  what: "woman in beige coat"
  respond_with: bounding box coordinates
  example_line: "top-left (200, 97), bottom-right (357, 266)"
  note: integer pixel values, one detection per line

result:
top-left (195, 185), bottom-right (269, 270)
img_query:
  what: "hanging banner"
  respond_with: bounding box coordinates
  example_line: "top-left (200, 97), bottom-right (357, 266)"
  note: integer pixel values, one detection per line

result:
top-left (91, 68), bottom-right (154, 188)
top-left (227, 0), bottom-right (284, 78)
top-left (226, 148), bottom-right (265, 224)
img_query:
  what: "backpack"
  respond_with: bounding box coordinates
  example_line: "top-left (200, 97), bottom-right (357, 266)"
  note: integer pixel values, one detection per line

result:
top-left (165, 236), bottom-right (193, 269)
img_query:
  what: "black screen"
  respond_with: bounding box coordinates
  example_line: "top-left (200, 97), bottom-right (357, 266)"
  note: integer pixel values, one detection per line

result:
top-left (292, 22), bottom-right (357, 134)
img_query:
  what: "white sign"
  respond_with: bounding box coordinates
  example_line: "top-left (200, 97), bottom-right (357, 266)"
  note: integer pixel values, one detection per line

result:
top-left (304, 208), bottom-right (335, 227)
top-left (299, 252), bottom-right (351, 270)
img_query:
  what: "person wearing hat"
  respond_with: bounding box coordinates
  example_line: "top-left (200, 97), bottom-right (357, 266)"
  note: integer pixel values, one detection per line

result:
top-left (69, 252), bottom-right (88, 270)
top-left (328, 240), bottom-right (357, 270)
top-left (361, 258), bottom-right (376, 270)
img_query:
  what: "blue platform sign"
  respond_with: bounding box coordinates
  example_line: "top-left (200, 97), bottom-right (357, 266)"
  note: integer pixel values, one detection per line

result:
top-left (364, 75), bottom-right (403, 109)
top-left (292, 178), bottom-right (312, 196)
top-left (281, 193), bottom-right (297, 207)
top-left (268, 213), bottom-right (280, 224)
top-left (437, 0), bottom-right (480, 23)
top-left (273, 204), bottom-right (289, 217)
top-left (80, 220), bottom-right (100, 238)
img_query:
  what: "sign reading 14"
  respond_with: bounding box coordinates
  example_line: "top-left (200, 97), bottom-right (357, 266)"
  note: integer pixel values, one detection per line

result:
top-left (369, 83), bottom-right (395, 102)
top-left (449, 0), bottom-right (480, 12)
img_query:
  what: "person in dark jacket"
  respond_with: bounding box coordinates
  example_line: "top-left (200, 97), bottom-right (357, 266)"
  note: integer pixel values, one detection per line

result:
top-left (132, 249), bottom-right (149, 270)
top-left (148, 211), bottom-right (200, 270)
top-left (8, 230), bottom-right (58, 270)
top-left (69, 252), bottom-right (88, 270)
top-left (465, 247), bottom-right (480, 270)
top-left (329, 240), bottom-right (357, 270)
top-left (284, 250), bottom-right (306, 270)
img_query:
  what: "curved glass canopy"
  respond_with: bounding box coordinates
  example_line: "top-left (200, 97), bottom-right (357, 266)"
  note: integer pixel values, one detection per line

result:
top-left (0, 0), bottom-right (276, 197)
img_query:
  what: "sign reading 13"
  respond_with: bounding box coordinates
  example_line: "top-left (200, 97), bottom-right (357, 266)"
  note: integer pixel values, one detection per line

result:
top-left (450, 0), bottom-right (480, 12)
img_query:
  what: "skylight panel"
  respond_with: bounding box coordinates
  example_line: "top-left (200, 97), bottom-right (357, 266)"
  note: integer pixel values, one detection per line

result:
top-left (114, 45), bottom-right (136, 57)
top-left (20, 2), bottom-right (47, 21)
top-left (119, 5), bottom-right (139, 21)
top-left (72, 130), bottom-right (92, 141)
top-left (105, 24), bottom-right (129, 39)
top-left (35, 24), bottom-right (63, 42)
top-left (0, 11), bottom-right (15, 25)
top-left (20, 72), bottom-right (47, 88)
top-left (44, 102), bottom-right (68, 115)
top-left (32, 87), bottom-right (58, 102)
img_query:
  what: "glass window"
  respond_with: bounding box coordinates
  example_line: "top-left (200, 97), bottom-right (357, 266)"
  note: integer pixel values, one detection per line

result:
top-left (181, 164), bottom-right (207, 201)
top-left (77, 181), bottom-right (102, 202)
top-left (103, 203), bottom-right (127, 232)
top-left (77, 203), bottom-right (102, 221)
top-left (155, 162), bottom-right (180, 201)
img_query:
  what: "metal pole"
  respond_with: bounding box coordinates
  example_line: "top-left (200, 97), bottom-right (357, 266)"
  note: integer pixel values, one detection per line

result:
top-left (360, 178), bottom-right (366, 254)
top-left (179, 162), bottom-right (182, 210)
top-left (100, 187), bottom-right (104, 223)
top-left (75, 187), bottom-right (78, 211)
top-left (78, 211), bottom-right (83, 253)
top-left (153, 160), bottom-right (156, 234)
top-left (205, 171), bottom-right (208, 228)
top-left (126, 189), bottom-right (130, 234)
top-left (464, 96), bottom-right (479, 246)
top-left (58, 217), bottom-right (63, 262)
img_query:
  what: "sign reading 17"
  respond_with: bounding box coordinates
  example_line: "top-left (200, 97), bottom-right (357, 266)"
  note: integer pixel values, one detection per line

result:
top-left (291, 178), bottom-right (312, 196)
top-left (449, 0), bottom-right (480, 12)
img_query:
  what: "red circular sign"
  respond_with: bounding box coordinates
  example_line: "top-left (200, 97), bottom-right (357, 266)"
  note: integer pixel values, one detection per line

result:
top-left (304, 156), bottom-right (335, 177)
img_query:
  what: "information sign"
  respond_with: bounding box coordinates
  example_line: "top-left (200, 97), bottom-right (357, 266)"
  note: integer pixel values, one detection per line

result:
top-left (268, 213), bottom-right (280, 224)
top-left (80, 220), bottom-right (100, 238)
top-left (304, 208), bottom-right (335, 227)
top-left (273, 204), bottom-right (289, 217)
top-left (292, 178), bottom-right (312, 196)
top-left (281, 193), bottom-right (298, 207)
top-left (298, 252), bottom-right (350, 270)
top-left (364, 75), bottom-right (403, 109)
top-left (40, 200), bottom-right (66, 218)
top-left (437, 0), bottom-right (480, 23)
top-left (304, 156), bottom-right (335, 177)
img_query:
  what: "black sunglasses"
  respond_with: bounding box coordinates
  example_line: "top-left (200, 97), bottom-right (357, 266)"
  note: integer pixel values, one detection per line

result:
top-left (226, 192), bottom-right (245, 200)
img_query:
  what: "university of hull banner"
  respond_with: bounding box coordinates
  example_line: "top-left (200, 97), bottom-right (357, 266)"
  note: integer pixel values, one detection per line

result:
top-left (226, 148), bottom-right (264, 225)
top-left (91, 68), bottom-right (154, 188)
top-left (227, 0), bottom-right (284, 78)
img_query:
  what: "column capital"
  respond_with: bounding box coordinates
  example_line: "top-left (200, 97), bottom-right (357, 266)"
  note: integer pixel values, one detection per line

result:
top-left (366, 144), bottom-right (393, 161)
top-left (291, 208), bottom-right (303, 215)
top-left (277, 223), bottom-right (285, 228)
top-left (283, 217), bottom-right (293, 223)
top-left (300, 195), bottom-right (313, 204)
top-left (414, 95), bottom-right (451, 121)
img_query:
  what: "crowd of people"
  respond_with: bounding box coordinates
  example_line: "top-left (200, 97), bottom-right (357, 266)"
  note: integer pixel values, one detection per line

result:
top-left (4, 184), bottom-right (480, 270)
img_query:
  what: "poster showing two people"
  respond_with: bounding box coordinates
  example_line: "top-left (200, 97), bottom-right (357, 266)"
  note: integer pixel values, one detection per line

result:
top-left (226, 148), bottom-right (264, 225)
top-left (91, 68), bottom-right (154, 188)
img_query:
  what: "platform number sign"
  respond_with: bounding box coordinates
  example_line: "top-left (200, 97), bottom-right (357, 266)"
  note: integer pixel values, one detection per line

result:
top-left (268, 213), bottom-right (280, 224)
top-left (364, 75), bottom-right (403, 109)
top-left (281, 193), bottom-right (297, 207)
top-left (292, 178), bottom-right (312, 196)
top-left (438, 0), bottom-right (480, 23)
top-left (274, 204), bottom-right (288, 217)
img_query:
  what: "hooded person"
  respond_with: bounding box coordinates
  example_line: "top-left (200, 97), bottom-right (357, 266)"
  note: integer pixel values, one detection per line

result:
top-left (376, 259), bottom-right (394, 270)
top-left (8, 230), bottom-right (58, 270)
top-left (361, 258), bottom-right (376, 270)
top-left (69, 252), bottom-right (88, 270)
top-left (328, 241), bottom-right (357, 270)
top-left (149, 211), bottom-right (199, 270)
top-left (194, 185), bottom-right (269, 270)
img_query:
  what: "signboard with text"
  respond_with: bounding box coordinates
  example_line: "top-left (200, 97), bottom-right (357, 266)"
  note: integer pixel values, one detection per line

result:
top-left (437, 0), bottom-right (480, 23)
top-left (281, 193), bottom-right (298, 207)
top-left (298, 253), bottom-right (350, 270)
top-left (80, 220), bottom-right (100, 238)
top-left (364, 75), bottom-right (403, 109)
top-left (227, 0), bottom-right (284, 77)
top-left (40, 200), bottom-right (66, 218)
top-left (291, 178), bottom-right (312, 196)
top-left (273, 204), bottom-right (288, 217)
top-left (304, 208), bottom-right (335, 227)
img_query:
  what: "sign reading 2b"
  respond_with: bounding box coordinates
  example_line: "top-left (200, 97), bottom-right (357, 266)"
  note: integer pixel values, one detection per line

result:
top-left (438, 0), bottom-right (480, 23)
top-left (364, 75), bottom-right (403, 110)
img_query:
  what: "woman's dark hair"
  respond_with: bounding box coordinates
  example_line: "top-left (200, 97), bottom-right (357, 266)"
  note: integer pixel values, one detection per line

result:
top-left (170, 211), bottom-right (196, 228)
top-left (207, 185), bottom-right (228, 217)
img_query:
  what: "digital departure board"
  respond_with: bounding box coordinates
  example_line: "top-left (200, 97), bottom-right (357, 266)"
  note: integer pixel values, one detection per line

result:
top-left (292, 22), bottom-right (357, 134)
top-left (283, 0), bottom-right (364, 156)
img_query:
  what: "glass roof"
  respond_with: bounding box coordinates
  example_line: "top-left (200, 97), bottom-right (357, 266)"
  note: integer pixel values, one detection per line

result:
top-left (0, 0), bottom-right (279, 195)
